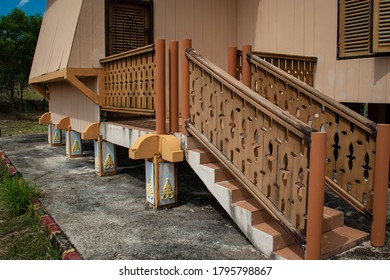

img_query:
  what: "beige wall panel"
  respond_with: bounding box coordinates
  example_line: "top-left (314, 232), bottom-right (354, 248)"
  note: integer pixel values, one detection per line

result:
top-left (358, 59), bottom-right (373, 103)
top-left (69, 0), bottom-right (105, 68)
top-left (276, 0), bottom-right (295, 54)
top-left (191, 0), bottom-right (204, 51)
top-left (154, 0), bottom-right (166, 39)
top-left (294, 0), bottom-right (305, 54)
top-left (303, 0), bottom-right (315, 55)
top-left (175, 0), bottom-right (193, 40)
top-left (237, 0), bottom-right (257, 47)
top-left (201, 0), bottom-right (213, 58)
top-left (345, 60), bottom-right (360, 102)
top-left (372, 58), bottom-right (388, 103)
top-left (211, 0), bottom-right (228, 70)
top-left (165, 0), bottom-right (176, 40)
top-left (227, 0), bottom-right (238, 48)
top-left (49, 81), bottom-right (99, 133)
top-left (334, 61), bottom-right (347, 101)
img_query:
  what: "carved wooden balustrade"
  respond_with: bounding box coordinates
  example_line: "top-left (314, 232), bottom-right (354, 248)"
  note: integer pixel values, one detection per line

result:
top-left (236, 50), bottom-right (317, 87)
top-left (100, 44), bottom-right (156, 116)
top-left (185, 49), bottom-right (326, 246)
top-left (247, 53), bottom-right (380, 218)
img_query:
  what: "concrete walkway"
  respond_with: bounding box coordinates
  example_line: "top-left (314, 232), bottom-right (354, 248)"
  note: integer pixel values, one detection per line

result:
top-left (0, 134), bottom-right (266, 260)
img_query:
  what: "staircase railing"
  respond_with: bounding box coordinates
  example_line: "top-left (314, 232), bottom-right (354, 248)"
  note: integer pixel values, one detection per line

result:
top-left (184, 48), bottom-right (328, 255)
top-left (100, 44), bottom-right (156, 116)
top-left (245, 52), bottom-right (389, 228)
top-left (235, 49), bottom-right (317, 87)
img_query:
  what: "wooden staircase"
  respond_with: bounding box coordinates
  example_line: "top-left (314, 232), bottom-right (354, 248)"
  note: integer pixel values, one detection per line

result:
top-left (184, 138), bottom-right (369, 260)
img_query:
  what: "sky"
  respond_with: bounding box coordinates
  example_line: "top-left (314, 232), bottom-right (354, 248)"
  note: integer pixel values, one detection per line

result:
top-left (0, 0), bottom-right (46, 16)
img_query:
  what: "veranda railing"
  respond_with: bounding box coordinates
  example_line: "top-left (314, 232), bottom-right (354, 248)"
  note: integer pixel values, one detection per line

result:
top-left (100, 44), bottom-right (156, 116)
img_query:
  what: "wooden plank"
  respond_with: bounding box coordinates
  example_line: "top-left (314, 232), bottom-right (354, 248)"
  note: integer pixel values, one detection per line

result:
top-left (304, 0), bottom-right (315, 56)
top-left (346, 59), bottom-right (360, 102)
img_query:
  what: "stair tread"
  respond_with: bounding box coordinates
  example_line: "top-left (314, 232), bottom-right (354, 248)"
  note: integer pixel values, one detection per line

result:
top-left (273, 244), bottom-right (304, 260)
top-left (252, 220), bottom-right (289, 237)
top-left (321, 226), bottom-right (369, 258)
top-left (234, 198), bottom-right (264, 212)
top-left (216, 180), bottom-right (243, 190)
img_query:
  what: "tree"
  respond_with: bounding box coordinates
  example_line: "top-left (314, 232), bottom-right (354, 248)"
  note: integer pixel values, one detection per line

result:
top-left (0, 8), bottom-right (42, 117)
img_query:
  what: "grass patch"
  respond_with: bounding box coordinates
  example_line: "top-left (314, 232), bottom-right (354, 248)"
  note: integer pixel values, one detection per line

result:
top-left (0, 163), bottom-right (60, 260)
top-left (0, 112), bottom-right (48, 136)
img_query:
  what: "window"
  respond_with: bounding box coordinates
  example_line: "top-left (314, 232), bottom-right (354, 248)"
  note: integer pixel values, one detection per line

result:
top-left (338, 0), bottom-right (390, 58)
top-left (107, 0), bottom-right (153, 55)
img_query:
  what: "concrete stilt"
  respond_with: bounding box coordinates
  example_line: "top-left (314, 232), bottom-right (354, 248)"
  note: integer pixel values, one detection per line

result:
top-left (94, 136), bottom-right (117, 176)
top-left (145, 155), bottom-right (177, 209)
top-left (48, 122), bottom-right (63, 146)
top-left (65, 129), bottom-right (83, 158)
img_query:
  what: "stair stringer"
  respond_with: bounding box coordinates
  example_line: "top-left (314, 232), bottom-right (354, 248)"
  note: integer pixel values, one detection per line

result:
top-left (186, 147), bottom-right (295, 257)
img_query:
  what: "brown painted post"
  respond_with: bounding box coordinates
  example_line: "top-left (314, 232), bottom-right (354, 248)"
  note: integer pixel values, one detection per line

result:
top-left (180, 39), bottom-right (192, 135)
top-left (305, 132), bottom-right (327, 260)
top-left (371, 124), bottom-right (390, 247)
top-left (228, 47), bottom-right (238, 78)
top-left (169, 41), bottom-right (179, 132)
top-left (242, 45), bottom-right (252, 88)
top-left (155, 39), bottom-right (166, 135)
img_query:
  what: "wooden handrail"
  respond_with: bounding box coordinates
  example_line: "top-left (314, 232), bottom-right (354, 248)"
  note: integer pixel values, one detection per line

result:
top-left (247, 53), bottom-right (377, 134)
top-left (186, 49), bottom-right (313, 143)
top-left (100, 44), bottom-right (155, 64)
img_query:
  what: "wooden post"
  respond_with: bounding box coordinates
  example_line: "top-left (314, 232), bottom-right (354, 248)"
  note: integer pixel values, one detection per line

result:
top-left (306, 132), bottom-right (327, 260)
top-left (169, 41), bottom-right (179, 132)
top-left (371, 124), bottom-right (390, 247)
top-left (155, 39), bottom-right (166, 135)
top-left (242, 45), bottom-right (252, 88)
top-left (180, 39), bottom-right (192, 135)
top-left (228, 47), bottom-right (238, 78)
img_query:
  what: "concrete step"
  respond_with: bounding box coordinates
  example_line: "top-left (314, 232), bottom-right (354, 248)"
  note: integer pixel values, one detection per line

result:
top-left (323, 207), bottom-right (344, 232)
top-left (189, 148), bottom-right (218, 164)
top-left (273, 226), bottom-right (369, 260)
top-left (201, 162), bottom-right (235, 182)
top-left (216, 180), bottom-right (252, 203)
top-left (185, 141), bottom-right (368, 260)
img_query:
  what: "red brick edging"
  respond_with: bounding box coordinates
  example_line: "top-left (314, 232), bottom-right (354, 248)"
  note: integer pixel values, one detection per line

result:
top-left (1, 149), bottom-right (82, 260)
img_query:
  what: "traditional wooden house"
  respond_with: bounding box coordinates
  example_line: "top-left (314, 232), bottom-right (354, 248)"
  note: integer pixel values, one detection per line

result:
top-left (29, 0), bottom-right (390, 260)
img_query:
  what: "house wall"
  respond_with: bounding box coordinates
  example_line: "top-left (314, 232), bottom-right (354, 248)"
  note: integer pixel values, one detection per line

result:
top-left (237, 0), bottom-right (390, 104)
top-left (68, 0), bottom-right (106, 69)
top-left (49, 80), bottom-right (100, 134)
top-left (154, 0), bottom-right (237, 71)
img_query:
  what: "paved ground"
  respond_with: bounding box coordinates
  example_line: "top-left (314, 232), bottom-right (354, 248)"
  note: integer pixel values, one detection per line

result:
top-left (0, 134), bottom-right (266, 260)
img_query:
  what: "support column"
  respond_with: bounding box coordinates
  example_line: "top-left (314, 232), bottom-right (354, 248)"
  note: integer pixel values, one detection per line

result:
top-left (180, 39), bottom-right (192, 135)
top-left (242, 45), bottom-right (252, 88)
top-left (48, 121), bottom-right (63, 146)
top-left (155, 39), bottom-right (166, 135)
top-left (371, 124), bottom-right (390, 247)
top-left (306, 132), bottom-right (327, 260)
top-left (94, 135), bottom-right (117, 176)
top-left (169, 41), bottom-right (179, 133)
top-left (228, 47), bottom-right (238, 79)
top-left (145, 155), bottom-right (177, 209)
top-left (65, 127), bottom-right (83, 158)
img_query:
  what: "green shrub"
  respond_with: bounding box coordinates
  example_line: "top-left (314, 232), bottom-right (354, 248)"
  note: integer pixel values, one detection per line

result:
top-left (0, 176), bottom-right (41, 217)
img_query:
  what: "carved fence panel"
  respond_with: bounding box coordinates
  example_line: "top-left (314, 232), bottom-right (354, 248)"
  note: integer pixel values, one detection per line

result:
top-left (248, 54), bottom-right (378, 216)
top-left (186, 49), bottom-right (314, 241)
top-left (236, 50), bottom-right (317, 87)
top-left (100, 45), bottom-right (156, 115)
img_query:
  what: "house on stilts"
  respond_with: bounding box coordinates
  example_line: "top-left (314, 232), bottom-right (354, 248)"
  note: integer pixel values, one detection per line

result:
top-left (29, 0), bottom-right (390, 260)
